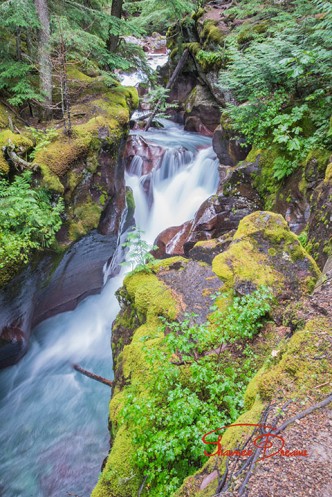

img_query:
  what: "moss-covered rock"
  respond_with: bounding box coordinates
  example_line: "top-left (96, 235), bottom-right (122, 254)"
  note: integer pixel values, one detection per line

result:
top-left (307, 165), bottom-right (332, 268)
top-left (91, 426), bottom-right (143, 497)
top-left (253, 317), bottom-right (331, 402)
top-left (212, 211), bottom-right (320, 297)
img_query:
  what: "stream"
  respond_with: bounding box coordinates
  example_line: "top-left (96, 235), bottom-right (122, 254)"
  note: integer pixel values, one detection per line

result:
top-left (0, 120), bottom-right (219, 497)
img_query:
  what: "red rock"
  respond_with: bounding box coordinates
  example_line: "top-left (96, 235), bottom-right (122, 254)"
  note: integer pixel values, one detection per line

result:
top-left (152, 221), bottom-right (193, 258)
top-left (124, 135), bottom-right (166, 176)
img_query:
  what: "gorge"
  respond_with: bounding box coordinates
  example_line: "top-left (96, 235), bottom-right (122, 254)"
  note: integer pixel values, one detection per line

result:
top-left (0, 1), bottom-right (331, 497)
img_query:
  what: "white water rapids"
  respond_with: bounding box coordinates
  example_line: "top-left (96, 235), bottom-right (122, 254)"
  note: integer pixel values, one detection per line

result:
top-left (0, 120), bottom-right (219, 497)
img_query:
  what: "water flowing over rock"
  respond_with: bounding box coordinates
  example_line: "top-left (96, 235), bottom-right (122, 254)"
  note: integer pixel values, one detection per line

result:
top-left (0, 134), bottom-right (130, 368)
top-left (124, 135), bottom-right (166, 175)
top-left (153, 221), bottom-right (193, 257)
top-left (152, 162), bottom-right (262, 258)
top-left (0, 119), bottom-right (222, 497)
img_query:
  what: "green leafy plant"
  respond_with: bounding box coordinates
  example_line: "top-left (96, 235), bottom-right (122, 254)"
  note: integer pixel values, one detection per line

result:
top-left (144, 86), bottom-right (178, 119)
top-left (218, 0), bottom-right (332, 181)
top-left (29, 127), bottom-right (58, 160)
top-left (121, 227), bottom-right (157, 273)
top-left (119, 287), bottom-right (273, 495)
top-left (0, 171), bottom-right (64, 269)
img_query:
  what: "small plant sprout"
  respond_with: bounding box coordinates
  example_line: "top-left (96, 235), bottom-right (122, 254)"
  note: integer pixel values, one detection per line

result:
top-left (121, 227), bottom-right (158, 273)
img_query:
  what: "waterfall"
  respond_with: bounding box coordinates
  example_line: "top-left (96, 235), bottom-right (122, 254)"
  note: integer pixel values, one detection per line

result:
top-left (0, 120), bottom-right (219, 497)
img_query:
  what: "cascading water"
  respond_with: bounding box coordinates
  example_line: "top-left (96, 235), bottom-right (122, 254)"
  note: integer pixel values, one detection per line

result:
top-left (0, 120), bottom-right (219, 497)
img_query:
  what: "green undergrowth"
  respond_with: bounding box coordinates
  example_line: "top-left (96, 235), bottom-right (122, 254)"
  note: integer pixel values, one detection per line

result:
top-left (175, 314), bottom-right (332, 497)
top-left (0, 171), bottom-right (63, 286)
top-left (93, 274), bottom-right (276, 497)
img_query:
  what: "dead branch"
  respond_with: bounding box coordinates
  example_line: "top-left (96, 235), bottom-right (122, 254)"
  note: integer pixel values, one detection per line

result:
top-left (4, 144), bottom-right (38, 171)
top-left (144, 49), bottom-right (189, 131)
top-left (73, 364), bottom-right (114, 387)
top-left (274, 392), bottom-right (332, 435)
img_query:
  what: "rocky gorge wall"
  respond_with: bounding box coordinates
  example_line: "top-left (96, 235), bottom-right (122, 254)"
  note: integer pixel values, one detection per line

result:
top-left (0, 73), bottom-right (138, 367)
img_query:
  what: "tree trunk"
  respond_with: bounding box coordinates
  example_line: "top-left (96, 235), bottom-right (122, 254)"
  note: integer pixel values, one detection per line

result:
top-left (144, 49), bottom-right (189, 132)
top-left (34, 0), bottom-right (52, 118)
top-left (108, 0), bottom-right (123, 53)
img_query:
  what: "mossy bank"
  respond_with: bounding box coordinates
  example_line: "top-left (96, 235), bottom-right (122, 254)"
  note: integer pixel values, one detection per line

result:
top-left (92, 212), bottom-right (324, 497)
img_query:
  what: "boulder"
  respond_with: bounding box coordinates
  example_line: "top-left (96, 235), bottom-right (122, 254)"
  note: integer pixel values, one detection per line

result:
top-left (152, 221), bottom-right (193, 258)
top-left (212, 211), bottom-right (320, 300)
top-left (184, 85), bottom-right (221, 133)
top-left (212, 124), bottom-right (250, 166)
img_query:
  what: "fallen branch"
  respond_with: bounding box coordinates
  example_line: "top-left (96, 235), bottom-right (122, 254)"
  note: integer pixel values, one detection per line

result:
top-left (144, 49), bottom-right (189, 132)
top-left (274, 392), bottom-right (332, 435)
top-left (5, 146), bottom-right (38, 171)
top-left (73, 364), bottom-right (113, 387)
top-left (216, 394), bottom-right (332, 496)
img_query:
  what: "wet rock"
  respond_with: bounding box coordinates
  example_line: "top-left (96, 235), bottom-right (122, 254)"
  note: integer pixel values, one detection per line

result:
top-left (152, 163), bottom-right (261, 259)
top-left (212, 124), bottom-right (250, 166)
top-left (168, 73), bottom-right (197, 105)
top-left (152, 221), bottom-right (193, 258)
top-left (184, 116), bottom-right (214, 137)
top-left (183, 163), bottom-right (262, 253)
top-left (212, 211), bottom-right (320, 300)
top-left (158, 259), bottom-right (221, 323)
top-left (0, 231), bottom-right (119, 368)
top-left (184, 85), bottom-right (221, 133)
top-left (124, 135), bottom-right (165, 175)
top-left (307, 165), bottom-right (332, 269)
top-left (274, 169), bottom-right (310, 235)
top-left (188, 231), bottom-right (235, 264)
top-left (183, 191), bottom-right (260, 254)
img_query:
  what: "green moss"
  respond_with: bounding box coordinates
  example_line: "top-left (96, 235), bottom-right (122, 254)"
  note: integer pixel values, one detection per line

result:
top-left (212, 212), bottom-right (319, 295)
top-left (201, 20), bottom-right (225, 47)
top-left (304, 148), bottom-right (330, 175)
top-left (194, 239), bottom-right (219, 249)
top-left (252, 147), bottom-right (281, 209)
top-left (67, 66), bottom-right (94, 83)
top-left (0, 104), bottom-right (9, 128)
top-left (212, 238), bottom-right (280, 291)
top-left (34, 85), bottom-right (135, 179)
top-left (91, 426), bottom-right (143, 497)
top-left (192, 7), bottom-right (204, 20)
top-left (126, 187), bottom-right (135, 212)
top-left (124, 271), bottom-right (178, 322)
top-left (245, 147), bottom-right (262, 163)
top-left (0, 129), bottom-right (33, 151)
top-left (236, 20), bottom-right (268, 45)
top-left (39, 164), bottom-right (64, 193)
top-left (233, 211), bottom-right (288, 241)
top-left (256, 317), bottom-right (332, 401)
top-left (66, 170), bottom-right (82, 194)
top-left (68, 201), bottom-right (102, 240)
top-left (324, 163), bottom-right (332, 182)
top-left (183, 42), bottom-right (201, 56)
top-left (151, 256), bottom-right (188, 273)
top-left (0, 261), bottom-right (24, 288)
top-left (0, 151), bottom-right (9, 174)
